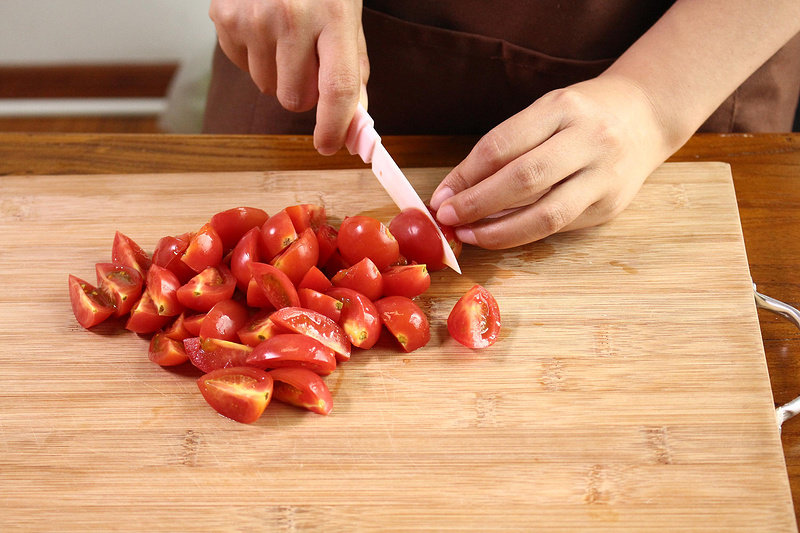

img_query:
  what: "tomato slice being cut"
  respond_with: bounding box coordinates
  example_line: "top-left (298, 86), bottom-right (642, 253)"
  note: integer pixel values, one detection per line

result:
top-left (269, 307), bottom-right (351, 362)
top-left (326, 287), bottom-right (381, 350)
top-left (447, 284), bottom-right (501, 349)
top-left (247, 333), bottom-right (337, 376)
top-left (149, 332), bottom-right (189, 366)
top-left (95, 262), bottom-right (143, 317)
top-left (197, 367), bottom-right (273, 424)
top-left (375, 296), bottom-right (431, 353)
top-left (176, 264), bottom-right (236, 312)
top-left (184, 337), bottom-right (254, 373)
top-left (69, 274), bottom-right (116, 329)
top-left (268, 367), bottom-right (332, 415)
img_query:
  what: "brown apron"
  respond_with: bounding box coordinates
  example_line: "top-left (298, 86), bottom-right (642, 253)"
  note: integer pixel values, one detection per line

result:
top-left (203, 1), bottom-right (800, 135)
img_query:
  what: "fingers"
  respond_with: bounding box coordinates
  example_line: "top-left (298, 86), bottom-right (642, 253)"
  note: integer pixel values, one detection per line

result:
top-left (275, 34), bottom-right (319, 112)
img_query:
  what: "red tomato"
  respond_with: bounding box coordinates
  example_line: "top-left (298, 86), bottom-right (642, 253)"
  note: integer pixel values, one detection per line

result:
top-left (200, 299), bottom-right (250, 342)
top-left (184, 337), bottom-right (253, 373)
top-left (181, 223), bottom-right (224, 273)
top-left (183, 313), bottom-right (206, 336)
top-left (260, 209), bottom-right (297, 260)
top-left (428, 206), bottom-right (463, 262)
top-left (197, 367), bottom-right (273, 424)
top-left (331, 257), bottom-right (383, 302)
top-left (247, 333), bottom-right (337, 376)
top-left (321, 250), bottom-right (351, 279)
top-left (251, 262), bottom-right (300, 309)
top-left (381, 264), bottom-right (430, 299)
top-left (112, 231), bottom-right (151, 276)
top-left (152, 233), bottom-right (195, 283)
top-left (447, 285), bottom-right (501, 349)
top-left (326, 287), bottom-right (381, 350)
top-left (230, 227), bottom-right (261, 291)
top-left (69, 274), bottom-right (116, 328)
top-left (269, 367), bottom-right (333, 415)
top-left (298, 288), bottom-right (343, 322)
top-left (297, 266), bottom-right (332, 293)
top-left (315, 223), bottom-right (338, 268)
top-left (126, 290), bottom-right (170, 334)
top-left (237, 310), bottom-right (286, 347)
top-left (176, 264), bottom-right (236, 312)
top-left (270, 307), bottom-right (351, 362)
top-left (245, 277), bottom-right (274, 309)
top-left (337, 215), bottom-right (399, 271)
top-left (148, 332), bottom-right (189, 366)
top-left (285, 204), bottom-right (326, 232)
top-left (164, 312), bottom-right (193, 341)
top-left (389, 208), bottom-right (454, 272)
top-left (270, 227), bottom-right (319, 286)
top-left (95, 262), bottom-right (143, 317)
top-left (146, 264), bottom-right (184, 316)
top-left (210, 206), bottom-right (269, 252)
top-left (375, 296), bottom-right (431, 352)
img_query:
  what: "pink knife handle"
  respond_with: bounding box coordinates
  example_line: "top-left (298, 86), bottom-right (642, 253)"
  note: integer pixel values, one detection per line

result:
top-left (345, 103), bottom-right (380, 164)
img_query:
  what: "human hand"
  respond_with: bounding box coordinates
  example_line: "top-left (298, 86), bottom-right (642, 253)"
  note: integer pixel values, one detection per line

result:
top-left (209, 0), bottom-right (368, 155)
top-left (429, 74), bottom-right (673, 249)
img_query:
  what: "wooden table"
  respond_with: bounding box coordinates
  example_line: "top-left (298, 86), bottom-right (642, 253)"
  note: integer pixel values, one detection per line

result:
top-left (1, 132), bottom-right (799, 528)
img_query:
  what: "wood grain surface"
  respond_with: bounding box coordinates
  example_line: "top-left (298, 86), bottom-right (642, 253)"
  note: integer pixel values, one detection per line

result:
top-left (0, 162), bottom-right (794, 531)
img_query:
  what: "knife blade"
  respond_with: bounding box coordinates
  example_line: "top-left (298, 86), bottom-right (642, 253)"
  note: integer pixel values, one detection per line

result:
top-left (345, 103), bottom-right (462, 274)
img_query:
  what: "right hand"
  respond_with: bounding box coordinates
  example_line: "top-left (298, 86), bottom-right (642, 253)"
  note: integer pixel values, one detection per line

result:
top-left (209, 0), bottom-right (369, 155)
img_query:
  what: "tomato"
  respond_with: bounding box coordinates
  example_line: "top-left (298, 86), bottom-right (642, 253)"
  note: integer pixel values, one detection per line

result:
top-left (164, 312), bottom-right (193, 341)
top-left (269, 367), bottom-right (332, 415)
top-left (176, 264), bottom-right (236, 312)
top-left (148, 332), bottom-right (189, 366)
top-left (247, 334), bottom-right (337, 376)
top-left (260, 209), bottom-right (297, 260)
top-left (230, 227), bottom-right (261, 291)
top-left (251, 262), bottom-right (300, 309)
top-left (321, 250), bottom-right (351, 279)
top-left (447, 284), bottom-right (501, 349)
top-left (183, 313), bottom-right (205, 336)
top-left (184, 337), bottom-right (253, 373)
top-left (285, 204), bottom-right (326, 232)
top-left (270, 227), bottom-right (319, 286)
top-left (69, 274), bottom-right (116, 328)
top-left (298, 288), bottom-right (343, 322)
top-left (331, 257), bottom-right (383, 302)
top-left (381, 264), bottom-right (430, 299)
top-left (112, 231), bottom-right (151, 276)
top-left (126, 290), bottom-right (171, 334)
top-left (315, 223), bottom-right (338, 268)
top-left (428, 206), bottom-right (463, 263)
top-left (337, 215), bottom-right (399, 271)
top-left (270, 307), bottom-right (351, 362)
top-left (326, 287), bottom-right (381, 350)
top-left (389, 208), bottom-right (454, 272)
top-left (95, 262), bottom-right (143, 317)
top-left (298, 266), bottom-right (332, 293)
top-left (197, 367), bottom-right (273, 424)
top-left (200, 299), bottom-right (250, 342)
top-left (181, 223), bottom-right (224, 273)
top-left (237, 310), bottom-right (286, 347)
top-left (146, 264), bottom-right (184, 316)
top-left (152, 233), bottom-right (196, 283)
top-left (245, 278), bottom-right (273, 309)
top-left (375, 296), bottom-right (431, 352)
top-left (210, 206), bottom-right (269, 252)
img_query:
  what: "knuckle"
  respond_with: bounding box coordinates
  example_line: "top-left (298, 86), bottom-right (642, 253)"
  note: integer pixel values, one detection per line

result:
top-left (538, 202), bottom-right (571, 235)
top-left (512, 157), bottom-right (548, 193)
top-left (475, 130), bottom-right (510, 169)
top-left (319, 70), bottom-right (360, 102)
top-left (549, 87), bottom-right (588, 114)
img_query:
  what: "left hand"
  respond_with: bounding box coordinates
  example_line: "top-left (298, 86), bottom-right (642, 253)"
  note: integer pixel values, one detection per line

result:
top-left (429, 73), bottom-right (673, 249)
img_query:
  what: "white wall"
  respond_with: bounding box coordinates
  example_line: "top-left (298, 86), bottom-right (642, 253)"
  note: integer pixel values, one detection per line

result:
top-left (0, 0), bottom-right (217, 64)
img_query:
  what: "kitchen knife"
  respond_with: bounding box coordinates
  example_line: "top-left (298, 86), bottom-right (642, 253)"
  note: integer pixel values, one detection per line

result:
top-left (345, 103), bottom-right (462, 274)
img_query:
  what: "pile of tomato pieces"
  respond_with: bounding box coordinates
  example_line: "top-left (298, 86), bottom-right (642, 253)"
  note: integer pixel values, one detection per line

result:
top-left (69, 204), bottom-right (500, 424)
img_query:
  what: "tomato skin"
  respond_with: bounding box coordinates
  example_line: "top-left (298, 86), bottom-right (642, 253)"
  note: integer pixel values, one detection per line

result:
top-left (210, 206), bottom-right (269, 252)
top-left (315, 223), bottom-right (338, 268)
top-left (176, 264), bottom-right (236, 312)
top-left (126, 290), bottom-right (171, 334)
top-left (337, 215), bottom-right (400, 271)
top-left (149, 332), bottom-right (189, 366)
top-left (326, 287), bottom-right (382, 350)
top-left (200, 299), bottom-right (250, 342)
top-left (270, 307), bottom-right (351, 362)
top-left (375, 296), bottom-right (431, 353)
top-left (447, 284), bottom-right (501, 349)
top-left (331, 257), bottom-right (383, 302)
top-left (229, 227), bottom-right (262, 291)
top-left (197, 366), bottom-right (273, 424)
top-left (247, 334), bottom-right (337, 376)
top-left (388, 208), bottom-right (449, 271)
top-left (95, 262), bottom-right (143, 317)
top-left (245, 277), bottom-right (274, 309)
top-left (428, 206), bottom-right (463, 263)
top-left (237, 311), bottom-right (286, 347)
top-left (298, 266), bottom-right (332, 293)
top-left (270, 227), bottom-right (319, 286)
top-left (152, 234), bottom-right (196, 283)
top-left (164, 312), bottom-right (193, 341)
top-left (69, 274), bottom-right (116, 328)
top-left (112, 231), bottom-right (152, 276)
top-left (183, 313), bottom-right (205, 336)
top-left (182, 223), bottom-right (224, 273)
top-left (260, 209), bottom-right (297, 260)
top-left (381, 264), bottom-right (430, 299)
top-left (285, 204), bottom-right (326, 233)
top-left (269, 367), bottom-right (333, 415)
top-left (146, 264), bottom-right (184, 316)
top-left (184, 337), bottom-right (253, 373)
top-left (298, 288), bottom-right (343, 322)
top-left (251, 262), bottom-right (300, 309)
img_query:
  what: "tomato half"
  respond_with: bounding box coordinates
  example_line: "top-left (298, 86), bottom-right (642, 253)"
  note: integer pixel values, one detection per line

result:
top-left (184, 337), bottom-right (254, 373)
top-left (199, 299), bottom-right (250, 342)
top-left (209, 206), bottom-right (269, 252)
top-left (375, 296), bottom-right (431, 353)
top-left (247, 333), bottom-right (337, 376)
top-left (326, 287), bottom-right (381, 350)
top-left (447, 285), bottom-right (501, 349)
top-left (269, 367), bottom-right (333, 415)
top-left (148, 332), bottom-right (189, 366)
top-left (270, 227), bottom-right (319, 286)
top-left (126, 290), bottom-right (171, 334)
top-left (230, 226), bottom-right (261, 291)
top-left (197, 367), bottom-right (273, 424)
top-left (260, 209), bottom-right (297, 260)
top-left (269, 307), bottom-right (351, 362)
top-left (112, 231), bottom-right (152, 276)
top-left (389, 208), bottom-right (450, 271)
top-left (251, 262), bottom-right (300, 309)
top-left (176, 264), bottom-right (236, 312)
top-left (337, 215), bottom-right (400, 271)
top-left (146, 264), bottom-right (184, 316)
top-left (68, 274), bottom-right (116, 329)
top-left (95, 262), bottom-right (143, 317)
top-left (331, 257), bottom-right (383, 302)
top-left (181, 223), bottom-right (224, 273)
top-left (381, 264), bottom-right (430, 299)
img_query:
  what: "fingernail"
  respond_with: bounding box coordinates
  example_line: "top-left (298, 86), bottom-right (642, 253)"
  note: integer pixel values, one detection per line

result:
top-left (436, 204), bottom-right (458, 226)
top-left (430, 186), bottom-right (454, 210)
top-left (455, 226), bottom-right (476, 245)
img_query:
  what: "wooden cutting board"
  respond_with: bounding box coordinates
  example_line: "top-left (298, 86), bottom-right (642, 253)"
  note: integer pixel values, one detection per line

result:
top-left (0, 163), bottom-right (795, 531)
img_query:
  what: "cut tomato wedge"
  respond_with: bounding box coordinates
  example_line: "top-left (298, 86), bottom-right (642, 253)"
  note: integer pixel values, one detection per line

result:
top-left (268, 367), bottom-right (332, 415)
top-left (247, 333), bottom-right (337, 376)
top-left (326, 287), bottom-right (381, 350)
top-left (447, 284), bottom-right (501, 349)
top-left (375, 296), bottom-right (431, 353)
top-left (184, 337), bottom-right (254, 373)
top-left (251, 262), bottom-right (300, 309)
top-left (95, 262), bottom-right (143, 317)
top-left (269, 306), bottom-right (351, 362)
top-left (197, 367), bottom-right (273, 424)
top-left (210, 206), bottom-right (269, 252)
top-left (176, 264), bottom-right (236, 312)
top-left (149, 332), bottom-right (189, 366)
top-left (69, 274), bottom-right (116, 329)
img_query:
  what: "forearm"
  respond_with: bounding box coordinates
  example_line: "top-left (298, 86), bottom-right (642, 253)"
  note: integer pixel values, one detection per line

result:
top-left (605, 0), bottom-right (800, 151)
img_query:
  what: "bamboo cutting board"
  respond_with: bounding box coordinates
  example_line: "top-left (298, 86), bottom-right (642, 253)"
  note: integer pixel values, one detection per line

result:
top-left (0, 163), bottom-right (795, 531)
